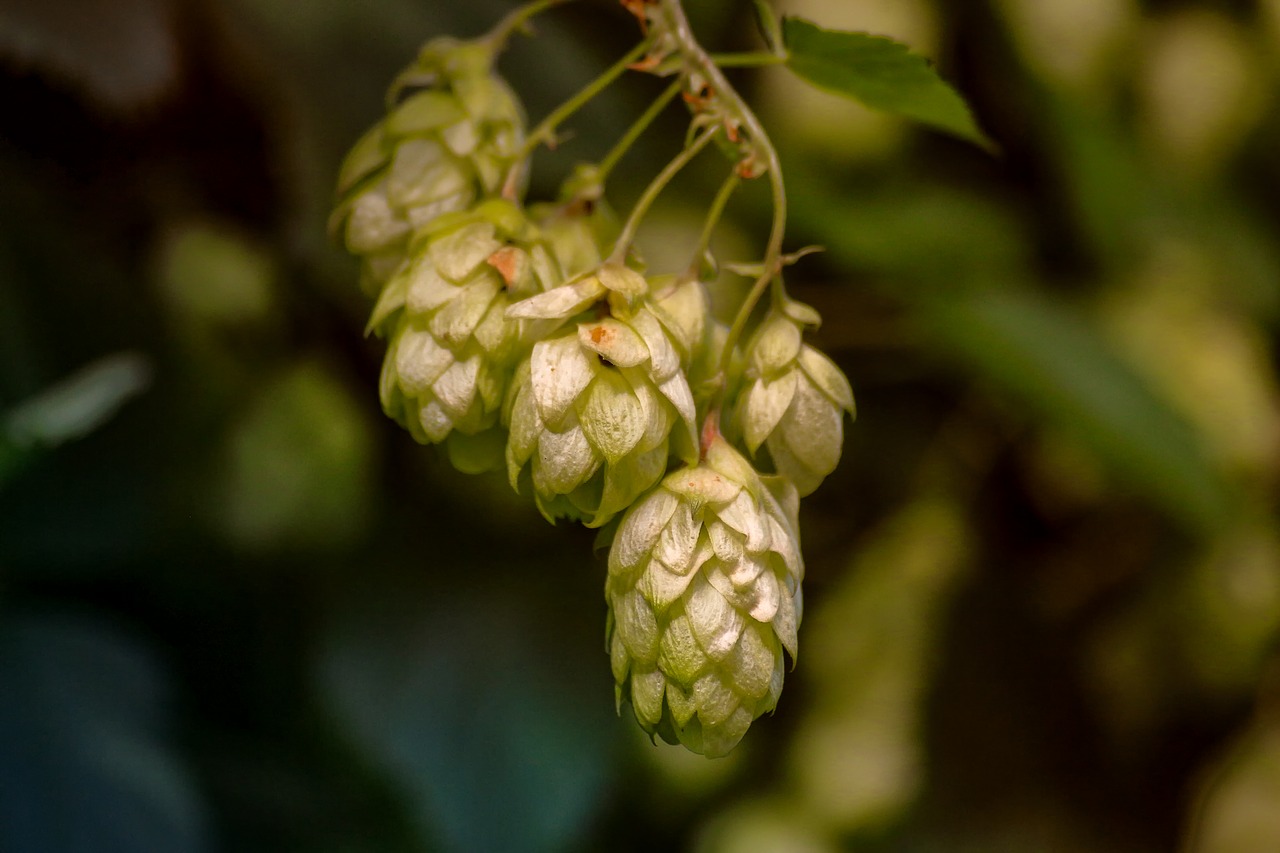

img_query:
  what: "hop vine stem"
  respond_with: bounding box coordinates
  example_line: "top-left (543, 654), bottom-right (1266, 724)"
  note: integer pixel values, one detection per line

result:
top-left (518, 39), bottom-right (653, 163)
top-left (485, 0), bottom-right (578, 50)
top-left (607, 124), bottom-right (722, 265)
top-left (651, 0), bottom-right (790, 413)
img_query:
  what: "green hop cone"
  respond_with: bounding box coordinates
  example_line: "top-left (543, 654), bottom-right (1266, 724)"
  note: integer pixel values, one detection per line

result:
top-left (331, 37), bottom-right (527, 294)
top-left (732, 307), bottom-right (855, 496)
top-left (605, 435), bottom-right (804, 757)
top-left (502, 264), bottom-right (707, 526)
top-left (372, 199), bottom-right (583, 473)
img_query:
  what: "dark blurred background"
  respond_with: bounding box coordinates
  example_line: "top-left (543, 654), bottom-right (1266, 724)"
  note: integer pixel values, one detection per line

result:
top-left (2, 0), bottom-right (1279, 850)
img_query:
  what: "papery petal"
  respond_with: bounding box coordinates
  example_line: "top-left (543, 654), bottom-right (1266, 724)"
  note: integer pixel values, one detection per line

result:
top-left (798, 345), bottom-right (855, 413)
top-left (419, 399), bottom-right (453, 442)
top-left (629, 308), bottom-right (680, 381)
top-left (727, 625), bottom-right (776, 698)
top-left (742, 372), bottom-right (797, 453)
top-left (429, 277), bottom-right (500, 347)
top-left (431, 354), bottom-right (481, 417)
top-left (427, 221), bottom-right (501, 281)
top-left (654, 500), bottom-right (700, 575)
top-left (614, 589), bottom-right (659, 662)
top-left (505, 275), bottom-right (604, 320)
top-left (535, 420), bottom-right (598, 494)
top-left (657, 612), bottom-right (703, 687)
top-left (687, 578), bottom-right (744, 661)
top-left (404, 255), bottom-right (459, 314)
top-left (773, 584), bottom-right (799, 661)
top-left (530, 335), bottom-right (593, 428)
top-left (577, 318), bottom-right (649, 368)
top-left (749, 313), bottom-right (802, 377)
top-left (395, 325), bottom-right (454, 393)
top-left (578, 367), bottom-right (646, 463)
top-left (630, 665), bottom-right (667, 726)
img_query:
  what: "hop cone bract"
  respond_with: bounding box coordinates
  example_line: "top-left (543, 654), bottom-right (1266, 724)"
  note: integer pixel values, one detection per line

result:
top-left (374, 199), bottom-right (590, 473)
top-left (503, 264), bottom-right (704, 526)
top-left (331, 38), bottom-right (526, 293)
top-left (605, 435), bottom-right (804, 757)
top-left (733, 310), bottom-right (854, 495)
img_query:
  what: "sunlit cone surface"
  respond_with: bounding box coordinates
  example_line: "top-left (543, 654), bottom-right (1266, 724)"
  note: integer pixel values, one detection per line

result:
top-left (734, 309), bottom-right (855, 495)
top-left (606, 436), bottom-right (804, 757)
top-left (374, 199), bottom-right (589, 473)
top-left (503, 264), bottom-right (705, 526)
top-left (331, 37), bottom-right (526, 294)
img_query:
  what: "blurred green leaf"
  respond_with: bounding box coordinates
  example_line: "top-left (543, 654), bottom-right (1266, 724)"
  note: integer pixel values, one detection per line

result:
top-left (156, 223), bottom-right (275, 329)
top-left (217, 361), bottom-right (375, 553)
top-left (0, 0), bottom-right (178, 110)
top-left (790, 498), bottom-right (969, 833)
top-left (0, 612), bottom-right (211, 853)
top-left (1, 352), bottom-right (152, 487)
top-left (920, 288), bottom-right (1233, 534)
top-left (318, 587), bottom-right (618, 853)
top-left (782, 16), bottom-right (991, 149)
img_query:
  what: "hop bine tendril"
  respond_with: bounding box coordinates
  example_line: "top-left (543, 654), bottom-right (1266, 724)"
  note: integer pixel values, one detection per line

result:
top-left (329, 0), bottom-right (856, 757)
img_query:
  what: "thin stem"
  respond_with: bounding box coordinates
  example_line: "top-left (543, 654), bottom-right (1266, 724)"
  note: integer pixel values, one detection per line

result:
top-left (596, 79), bottom-right (683, 185)
top-left (687, 168), bottom-right (741, 276)
top-left (708, 51), bottom-right (787, 69)
top-left (518, 39), bottom-right (653, 160)
top-left (653, 0), bottom-right (789, 378)
top-left (484, 0), bottom-right (576, 50)
top-left (607, 124), bottom-right (722, 265)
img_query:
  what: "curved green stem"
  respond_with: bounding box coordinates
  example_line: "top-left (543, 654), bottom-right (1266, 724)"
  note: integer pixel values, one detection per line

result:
top-left (687, 168), bottom-right (741, 276)
top-left (708, 51), bottom-right (787, 69)
top-left (596, 79), bottom-right (683, 185)
top-left (485, 0), bottom-right (576, 50)
top-left (518, 39), bottom-right (653, 161)
top-left (607, 124), bottom-right (722, 265)
top-left (652, 0), bottom-right (789, 379)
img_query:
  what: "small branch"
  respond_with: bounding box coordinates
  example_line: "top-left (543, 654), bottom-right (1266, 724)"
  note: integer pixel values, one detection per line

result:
top-left (607, 124), bottom-right (722, 265)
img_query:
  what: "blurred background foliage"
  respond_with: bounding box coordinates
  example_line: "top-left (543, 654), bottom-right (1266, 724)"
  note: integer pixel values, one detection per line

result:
top-left (2, 0), bottom-right (1279, 850)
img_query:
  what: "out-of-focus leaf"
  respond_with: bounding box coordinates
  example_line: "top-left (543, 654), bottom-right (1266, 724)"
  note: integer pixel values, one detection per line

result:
top-left (920, 288), bottom-right (1233, 535)
top-left (782, 16), bottom-right (992, 149)
top-left (0, 612), bottom-right (211, 853)
top-left (217, 361), bottom-right (374, 553)
top-left (156, 223), bottom-right (275, 329)
top-left (787, 176), bottom-right (1030, 281)
top-left (789, 498), bottom-right (969, 832)
top-left (1188, 725), bottom-right (1280, 852)
top-left (318, 585), bottom-right (617, 853)
top-left (2, 352), bottom-right (152, 486)
top-left (0, 0), bottom-right (178, 110)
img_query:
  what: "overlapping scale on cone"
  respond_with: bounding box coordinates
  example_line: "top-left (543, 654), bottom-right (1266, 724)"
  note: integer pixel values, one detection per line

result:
top-left (732, 308), bottom-right (855, 496)
top-left (503, 264), bottom-right (706, 527)
top-left (605, 436), bottom-right (804, 757)
top-left (331, 37), bottom-right (526, 294)
top-left (374, 199), bottom-right (595, 473)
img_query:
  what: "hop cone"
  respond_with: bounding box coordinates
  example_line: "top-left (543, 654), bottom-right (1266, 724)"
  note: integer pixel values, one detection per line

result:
top-left (503, 264), bottom-right (705, 526)
top-left (733, 309), bottom-right (854, 495)
top-left (331, 37), bottom-right (526, 294)
top-left (373, 199), bottom-right (594, 473)
top-left (605, 435), bottom-right (804, 757)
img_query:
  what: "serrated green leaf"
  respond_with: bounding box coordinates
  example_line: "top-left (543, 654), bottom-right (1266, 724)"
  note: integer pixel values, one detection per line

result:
top-left (782, 16), bottom-right (991, 150)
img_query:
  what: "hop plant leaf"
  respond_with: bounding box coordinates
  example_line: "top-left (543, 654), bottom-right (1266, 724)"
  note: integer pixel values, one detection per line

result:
top-left (606, 436), bottom-right (804, 757)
